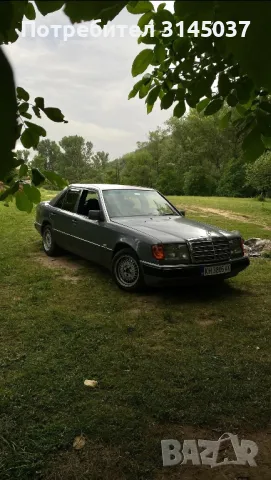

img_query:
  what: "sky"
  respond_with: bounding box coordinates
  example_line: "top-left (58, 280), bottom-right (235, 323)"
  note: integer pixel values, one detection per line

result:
top-left (3, 1), bottom-right (175, 160)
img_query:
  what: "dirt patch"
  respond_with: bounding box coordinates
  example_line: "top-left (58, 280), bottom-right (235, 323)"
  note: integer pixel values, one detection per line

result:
top-left (43, 425), bottom-right (271, 480)
top-left (33, 252), bottom-right (89, 271)
top-left (196, 319), bottom-right (216, 327)
top-left (179, 205), bottom-right (271, 230)
top-left (32, 253), bottom-right (92, 283)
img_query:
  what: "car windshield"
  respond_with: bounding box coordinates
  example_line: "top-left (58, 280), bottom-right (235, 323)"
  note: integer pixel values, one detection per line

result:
top-left (102, 189), bottom-right (178, 217)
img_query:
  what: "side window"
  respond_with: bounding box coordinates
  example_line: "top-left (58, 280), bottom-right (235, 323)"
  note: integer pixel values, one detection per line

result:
top-left (56, 189), bottom-right (81, 212)
top-left (77, 190), bottom-right (101, 216)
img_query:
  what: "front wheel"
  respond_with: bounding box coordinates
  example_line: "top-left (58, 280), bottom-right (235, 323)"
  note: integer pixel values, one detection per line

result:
top-left (112, 248), bottom-right (145, 292)
top-left (42, 225), bottom-right (60, 256)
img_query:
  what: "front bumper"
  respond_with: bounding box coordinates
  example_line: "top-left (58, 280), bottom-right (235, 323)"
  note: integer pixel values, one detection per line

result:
top-left (141, 256), bottom-right (250, 287)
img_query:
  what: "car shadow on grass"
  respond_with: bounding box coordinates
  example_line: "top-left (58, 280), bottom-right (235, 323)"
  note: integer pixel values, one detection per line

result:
top-left (33, 246), bottom-right (250, 305)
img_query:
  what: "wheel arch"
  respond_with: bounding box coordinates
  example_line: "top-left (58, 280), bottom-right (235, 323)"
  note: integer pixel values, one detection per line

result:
top-left (41, 220), bottom-right (52, 234)
top-left (112, 241), bottom-right (137, 259)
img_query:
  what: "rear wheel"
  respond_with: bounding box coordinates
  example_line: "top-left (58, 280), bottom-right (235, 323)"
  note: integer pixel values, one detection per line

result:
top-left (42, 225), bottom-right (60, 256)
top-left (112, 248), bottom-right (145, 292)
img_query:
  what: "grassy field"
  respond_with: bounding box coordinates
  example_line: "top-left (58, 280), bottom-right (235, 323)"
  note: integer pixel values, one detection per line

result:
top-left (0, 192), bottom-right (271, 480)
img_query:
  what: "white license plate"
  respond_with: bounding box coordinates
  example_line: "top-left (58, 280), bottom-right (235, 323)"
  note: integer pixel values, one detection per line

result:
top-left (203, 264), bottom-right (231, 276)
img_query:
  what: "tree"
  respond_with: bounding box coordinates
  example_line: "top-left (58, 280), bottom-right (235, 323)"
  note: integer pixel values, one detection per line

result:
top-left (34, 139), bottom-right (62, 172)
top-left (183, 165), bottom-right (216, 196)
top-left (56, 136), bottom-right (93, 183)
top-left (2, 1), bottom-right (271, 210)
top-left (120, 150), bottom-right (156, 187)
top-left (246, 153), bottom-right (271, 197)
top-left (217, 158), bottom-right (252, 197)
top-left (16, 149), bottom-right (30, 163)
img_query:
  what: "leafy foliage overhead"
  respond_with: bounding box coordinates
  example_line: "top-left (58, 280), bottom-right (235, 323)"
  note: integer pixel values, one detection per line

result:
top-left (1, 0), bottom-right (271, 211)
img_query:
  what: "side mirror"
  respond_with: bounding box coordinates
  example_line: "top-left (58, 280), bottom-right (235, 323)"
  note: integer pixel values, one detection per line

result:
top-left (179, 209), bottom-right (185, 216)
top-left (88, 209), bottom-right (104, 221)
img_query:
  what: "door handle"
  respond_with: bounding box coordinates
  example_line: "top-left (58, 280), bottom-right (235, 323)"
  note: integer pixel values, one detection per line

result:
top-left (49, 212), bottom-right (56, 218)
top-left (72, 219), bottom-right (77, 225)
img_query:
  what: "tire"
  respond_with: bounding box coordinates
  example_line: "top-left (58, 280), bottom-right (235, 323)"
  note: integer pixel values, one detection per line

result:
top-left (42, 225), bottom-right (60, 257)
top-left (112, 248), bottom-right (145, 292)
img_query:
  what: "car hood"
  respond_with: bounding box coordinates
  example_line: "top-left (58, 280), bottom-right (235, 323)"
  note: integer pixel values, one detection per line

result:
top-left (112, 216), bottom-right (233, 242)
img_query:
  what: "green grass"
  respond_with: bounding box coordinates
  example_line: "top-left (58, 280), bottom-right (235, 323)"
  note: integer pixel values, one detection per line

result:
top-left (0, 195), bottom-right (271, 479)
top-left (169, 195), bottom-right (271, 227)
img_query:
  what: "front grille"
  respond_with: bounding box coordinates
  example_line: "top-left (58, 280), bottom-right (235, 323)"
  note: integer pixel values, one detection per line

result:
top-left (188, 237), bottom-right (230, 264)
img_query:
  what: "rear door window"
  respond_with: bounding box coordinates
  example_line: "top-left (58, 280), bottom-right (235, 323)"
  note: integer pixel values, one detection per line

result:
top-left (56, 189), bottom-right (81, 212)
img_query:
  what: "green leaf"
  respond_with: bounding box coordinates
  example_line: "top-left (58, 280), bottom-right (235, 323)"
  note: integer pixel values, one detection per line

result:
top-left (127, 1), bottom-right (153, 14)
top-left (35, 97), bottom-right (45, 109)
top-left (132, 49), bottom-right (153, 77)
top-left (242, 126), bottom-right (265, 161)
top-left (154, 43), bottom-right (166, 63)
top-left (35, 1), bottom-right (65, 15)
top-left (185, 94), bottom-right (198, 109)
top-left (157, 2), bottom-right (166, 11)
top-left (18, 102), bottom-right (29, 113)
top-left (15, 190), bottom-right (33, 213)
top-left (21, 112), bottom-right (32, 119)
top-left (25, 121), bottom-right (46, 137)
top-left (259, 102), bottom-right (271, 114)
top-left (19, 163), bottom-right (28, 177)
top-left (262, 136), bottom-right (271, 148)
top-left (173, 37), bottom-right (190, 58)
top-left (138, 33), bottom-right (158, 45)
top-left (139, 82), bottom-right (152, 99)
top-left (21, 128), bottom-right (39, 149)
top-left (146, 85), bottom-right (160, 105)
top-left (25, 2), bottom-right (36, 20)
top-left (147, 103), bottom-right (154, 114)
top-left (218, 73), bottom-right (231, 97)
top-left (128, 79), bottom-right (143, 99)
top-left (204, 98), bottom-right (224, 116)
top-left (32, 106), bottom-right (41, 118)
top-left (255, 109), bottom-right (271, 137)
top-left (219, 111), bottom-right (231, 129)
top-left (43, 170), bottom-right (68, 189)
top-left (31, 168), bottom-right (46, 187)
top-left (227, 92), bottom-right (238, 107)
top-left (174, 0), bottom-right (214, 22)
top-left (16, 87), bottom-right (29, 102)
top-left (161, 90), bottom-right (175, 109)
top-left (23, 184), bottom-right (41, 204)
top-left (196, 97), bottom-right (210, 113)
top-left (235, 104), bottom-right (247, 116)
top-left (173, 100), bottom-right (186, 118)
top-left (64, 1), bottom-right (127, 26)
top-left (235, 77), bottom-right (254, 105)
top-left (175, 88), bottom-right (185, 101)
top-left (154, 8), bottom-right (175, 29)
top-left (43, 107), bottom-right (66, 122)
top-left (138, 11), bottom-right (153, 30)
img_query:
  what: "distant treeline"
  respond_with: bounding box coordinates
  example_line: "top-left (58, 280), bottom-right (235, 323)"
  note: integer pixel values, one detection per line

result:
top-left (18, 108), bottom-right (271, 198)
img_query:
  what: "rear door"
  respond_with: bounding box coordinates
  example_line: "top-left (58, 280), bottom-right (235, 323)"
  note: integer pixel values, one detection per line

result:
top-left (49, 187), bottom-right (82, 253)
top-left (70, 189), bottom-right (112, 265)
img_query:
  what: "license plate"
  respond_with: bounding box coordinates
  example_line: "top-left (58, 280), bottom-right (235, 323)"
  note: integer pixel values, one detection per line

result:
top-left (203, 264), bottom-right (231, 276)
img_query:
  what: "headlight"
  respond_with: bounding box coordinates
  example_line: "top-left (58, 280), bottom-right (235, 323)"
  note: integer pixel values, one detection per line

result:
top-left (152, 243), bottom-right (190, 263)
top-left (229, 237), bottom-right (244, 257)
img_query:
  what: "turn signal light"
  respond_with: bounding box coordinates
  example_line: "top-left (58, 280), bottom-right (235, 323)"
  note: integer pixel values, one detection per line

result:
top-left (152, 244), bottom-right (165, 260)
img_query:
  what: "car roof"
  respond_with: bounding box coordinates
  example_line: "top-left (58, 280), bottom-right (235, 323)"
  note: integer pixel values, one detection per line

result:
top-left (69, 184), bottom-right (155, 191)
